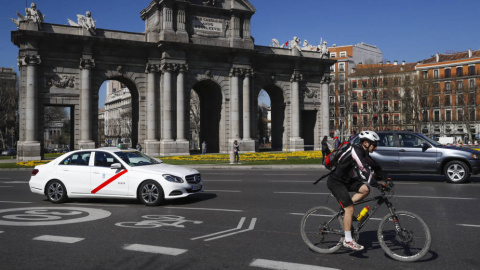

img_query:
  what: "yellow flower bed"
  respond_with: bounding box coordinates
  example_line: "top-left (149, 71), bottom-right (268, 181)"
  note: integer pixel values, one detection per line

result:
top-left (16, 160), bottom-right (50, 167)
top-left (161, 151), bottom-right (323, 162)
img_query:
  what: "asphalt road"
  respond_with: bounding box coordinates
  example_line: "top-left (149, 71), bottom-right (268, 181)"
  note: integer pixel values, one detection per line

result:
top-left (0, 168), bottom-right (479, 270)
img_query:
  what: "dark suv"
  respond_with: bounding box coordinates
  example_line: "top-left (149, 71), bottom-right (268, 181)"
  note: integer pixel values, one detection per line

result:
top-left (351, 131), bottom-right (480, 183)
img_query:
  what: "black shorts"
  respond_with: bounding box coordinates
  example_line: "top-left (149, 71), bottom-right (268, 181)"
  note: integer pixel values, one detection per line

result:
top-left (327, 178), bottom-right (366, 208)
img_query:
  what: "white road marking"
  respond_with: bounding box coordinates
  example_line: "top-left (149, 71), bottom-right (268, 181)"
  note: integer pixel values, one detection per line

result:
top-left (0, 201), bottom-right (32, 204)
top-left (192, 217), bottom-right (246, 240)
top-left (250, 259), bottom-right (339, 270)
top-left (205, 180), bottom-right (242, 182)
top-left (0, 231), bottom-right (3, 233)
top-left (275, 192), bottom-right (477, 200)
top-left (123, 244), bottom-right (187, 255)
top-left (288, 213), bottom-right (383, 221)
top-left (204, 190), bottom-right (241, 193)
top-left (264, 174), bottom-right (308, 176)
top-left (33, 235), bottom-right (84, 243)
top-left (164, 207), bottom-right (243, 212)
top-left (457, 224), bottom-right (480, 228)
top-left (67, 203), bottom-right (128, 207)
top-left (204, 173), bottom-right (244, 175)
top-left (394, 195), bottom-right (477, 200)
top-left (268, 181), bottom-right (315, 183)
top-left (275, 192), bottom-right (331, 195)
top-left (3, 181), bottom-right (29, 184)
top-left (204, 218), bottom-right (256, 241)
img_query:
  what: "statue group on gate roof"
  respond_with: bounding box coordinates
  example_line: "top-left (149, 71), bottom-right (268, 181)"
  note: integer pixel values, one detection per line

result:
top-left (271, 36), bottom-right (330, 58)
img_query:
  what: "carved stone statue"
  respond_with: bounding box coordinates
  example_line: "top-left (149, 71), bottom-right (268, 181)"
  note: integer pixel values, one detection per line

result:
top-left (289, 36), bottom-right (302, 51)
top-left (320, 40), bottom-right (329, 58)
top-left (47, 75), bottom-right (75, 88)
top-left (68, 11), bottom-right (97, 35)
top-left (202, 0), bottom-right (216, 6)
top-left (11, 1), bottom-right (44, 30)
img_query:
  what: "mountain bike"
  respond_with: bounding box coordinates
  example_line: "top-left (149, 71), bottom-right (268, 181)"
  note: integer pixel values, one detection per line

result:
top-left (300, 179), bottom-right (431, 262)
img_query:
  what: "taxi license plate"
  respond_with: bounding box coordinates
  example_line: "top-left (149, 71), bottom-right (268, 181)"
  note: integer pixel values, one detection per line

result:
top-left (191, 184), bottom-right (201, 191)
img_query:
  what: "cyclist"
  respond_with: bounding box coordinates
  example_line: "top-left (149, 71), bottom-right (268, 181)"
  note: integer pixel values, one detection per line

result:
top-left (326, 130), bottom-right (383, 251)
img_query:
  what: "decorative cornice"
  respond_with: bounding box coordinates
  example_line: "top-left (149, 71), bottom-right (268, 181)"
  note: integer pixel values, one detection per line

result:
top-left (79, 58), bottom-right (95, 70)
top-left (18, 54), bottom-right (41, 67)
top-left (290, 70), bottom-right (303, 82)
top-left (145, 63), bottom-right (160, 73)
top-left (161, 63), bottom-right (175, 73)
top-left (229, 67), bottom-right (243, 77)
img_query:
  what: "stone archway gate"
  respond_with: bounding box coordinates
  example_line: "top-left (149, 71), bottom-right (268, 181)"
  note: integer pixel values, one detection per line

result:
top-left (12, 0), bottom-right (334, 161)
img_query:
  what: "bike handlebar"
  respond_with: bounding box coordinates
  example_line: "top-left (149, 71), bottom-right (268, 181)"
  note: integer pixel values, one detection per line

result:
top-left (375, 178), bottom-right (394, 192)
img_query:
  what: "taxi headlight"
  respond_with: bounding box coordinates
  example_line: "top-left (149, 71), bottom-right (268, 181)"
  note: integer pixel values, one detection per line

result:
top-left (163, 174), bottom-right (184, 183)
top-left (471, 154), bottom-right (480, 159)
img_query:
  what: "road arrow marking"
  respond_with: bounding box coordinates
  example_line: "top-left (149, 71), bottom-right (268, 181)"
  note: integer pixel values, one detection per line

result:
top-left (191, 217), bottom-right (257, 241)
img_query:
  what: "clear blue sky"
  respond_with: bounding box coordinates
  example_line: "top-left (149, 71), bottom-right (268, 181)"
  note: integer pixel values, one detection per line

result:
top-left (2, 0), bottom-right (480, 105)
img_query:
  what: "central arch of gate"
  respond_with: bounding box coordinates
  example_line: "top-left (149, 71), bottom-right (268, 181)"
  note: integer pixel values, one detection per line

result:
top-left (12, 0), bottom-right (334, 160)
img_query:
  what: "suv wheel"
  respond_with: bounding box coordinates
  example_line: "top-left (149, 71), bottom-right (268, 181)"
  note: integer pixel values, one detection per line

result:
top-left (444, 160), bottom-right (470, 183)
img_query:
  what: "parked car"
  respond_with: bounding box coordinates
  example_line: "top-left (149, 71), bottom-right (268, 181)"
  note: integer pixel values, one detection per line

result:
top-left (29, 147), bottom-right (203, 205)
top-left (350, 131), bottom-right (480, 183)
top-left (1, 148), bottom-right (16, 156)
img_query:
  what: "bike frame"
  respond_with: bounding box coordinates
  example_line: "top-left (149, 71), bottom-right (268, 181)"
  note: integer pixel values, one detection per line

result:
top-left (336, 187), bottom-right (399, 234)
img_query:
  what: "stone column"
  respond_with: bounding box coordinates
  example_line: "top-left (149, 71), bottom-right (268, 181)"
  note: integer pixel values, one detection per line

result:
top-left (230, 68), bottom-right (241, 140)
top-left (241, 68), bottom-right (255, 152)
top-left (175, 64), bottom-right (189, 155)
top-left (176, 64), bottom-right (187, 141)
top-left (289, 70), bottom-right (304, 151)
top-left (144, 63), bottom-right (160, 156)
top-left (24, 55), bottom-right (41, 142)
top-left (321, 76), bottom-right (331, 139)
top-left (162, 63), bottom-right (174, 142)
top-left (242, 69), bottom-right (252, 140)
top-left (79, 57), bottom-right (95, 150)
top-left (18, 54), bottom-right (42, 161)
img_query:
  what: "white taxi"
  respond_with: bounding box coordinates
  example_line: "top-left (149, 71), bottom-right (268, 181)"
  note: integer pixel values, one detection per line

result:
top-left (29, 147), bottom-right (203, 206)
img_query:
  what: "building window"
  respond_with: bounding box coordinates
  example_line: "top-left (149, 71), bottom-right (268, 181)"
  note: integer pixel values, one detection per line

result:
top-left (330, 64), bottom-right (335, 72)
top-left (457, 94), bottom-right (464, 106)
top-left (340, 108), bottom-right (345, 117)
top-left (372, 91), bottom-right (378, 100)
top-left (382, 90), bottom-right (389, 99)
top-left (340, 96), bottom-right (345, 105)
top-left (394, 102), bottom-right (399, 111)
top-left (353, 116), bottom-right (358, 126)
top-left (339, 74), bottom-right (345, 81)
top-left (456, 67), bottom-right (463, 77)
top-left (363, 103), bottom-right (368, 113)
top-left (470, 108), bottom-right (476, 121)
top-left (362, 80), bottom-right (367, 87)
top-left (434, 110), bottom-right (440, 122)
top-left (446, 110), bottom-right (452, 121)
top-left (340, 51), bottom-right (347, 57)
top-left (373, 115), bottom-right (378, 124)
top-left (469, 65), bottom-right (475, 75)
top-left (445, 68), bottom-right (451, 78)
top-left (469, 92), bottom-right (475, 105)
top-left (457, 81), bottom-right (463, 91)
top-left (339, 84), bottom-right (345, 94)
top-left (372, 79), bottom-right (378, 87)
top-left (352, 81), bottom-right (357, 88)
top-left (445, 95), bottom-right (451, 106)
top-left (383, 115), bottom-right (389, 125)
top-left (469, 79), bottom-right (475, 89)
top-left (433, 83), bottom-right (440, 93)
top-left (373, 103), bottom-right (378, 112)
top-left (329, 96), bottom-right (335, 105)
top-left (339, 63), bottom-right (345, 72)
top-left (394, 115), bottom-right (400, 124)
top-left (330, 52), bottom-right (337, 58)
top-left (445, 82), bottom-right (451, 91)
top-left (422, 71), bottom-right (428, 79)
top-left (362, 91), bottom-right (368, 100)
top-left (352, 104), bottom-right (358, 113)
top-left (329, 85), bottom-right (335, 95)
top-left (434, 69), bottom-right (439, 79)
top-left (383, 101), bottom-right (389, 112)
top-left (457, 109), bottom-right (464, 121)
top-left (433, 96), bottom-right (440, 107)
top-left (363, 115), bottom-right (368, 126)
top-left (383, 78), bottom-right (388, 86)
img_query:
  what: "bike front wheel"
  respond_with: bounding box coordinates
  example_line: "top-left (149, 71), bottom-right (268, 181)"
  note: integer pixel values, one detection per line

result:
top-left (300, 206), bottom-right (344, 254)
top-left (377, 210), bottom-right (431, 262)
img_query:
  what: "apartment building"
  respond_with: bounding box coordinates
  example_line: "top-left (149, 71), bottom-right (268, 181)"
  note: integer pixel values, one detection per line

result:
top-left (348, 61), bottom-right (417, 133)
top-left (415, 49), bottom-right (480, 142)
top-left (328, 43), bottom-right (382, 139)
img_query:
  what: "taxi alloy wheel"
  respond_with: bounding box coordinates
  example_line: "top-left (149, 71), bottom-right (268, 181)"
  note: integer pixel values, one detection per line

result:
top-left (46, 180), bottom-right (68, 203)
top-left (139, 180), bottom-right (164, 206)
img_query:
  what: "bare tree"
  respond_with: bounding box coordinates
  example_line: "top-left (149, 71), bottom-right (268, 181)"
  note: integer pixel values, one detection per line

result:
top-left (0, 80), bottom-right (17, 149)
top-left (190, 90), bottom-right (200, 149)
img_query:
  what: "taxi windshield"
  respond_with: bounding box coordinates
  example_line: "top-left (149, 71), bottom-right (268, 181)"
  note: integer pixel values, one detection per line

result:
top-left (114, 151), bottom-right (161, 167)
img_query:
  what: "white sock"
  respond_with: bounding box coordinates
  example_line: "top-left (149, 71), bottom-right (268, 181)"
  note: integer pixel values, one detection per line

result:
top-left (345, 231), bottom-right (352, 242)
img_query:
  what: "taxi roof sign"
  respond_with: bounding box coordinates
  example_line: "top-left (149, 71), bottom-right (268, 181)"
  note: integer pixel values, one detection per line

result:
top-left (117, 143), bottom-right (130, 150)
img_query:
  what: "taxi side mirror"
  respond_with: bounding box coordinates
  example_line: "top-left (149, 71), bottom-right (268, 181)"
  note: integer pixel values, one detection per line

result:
top-left (110, 163), bottom-right (122, 169)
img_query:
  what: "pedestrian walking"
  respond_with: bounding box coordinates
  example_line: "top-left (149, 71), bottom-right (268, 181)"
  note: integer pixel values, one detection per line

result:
top-left (136, 143), bottom-right (142, 152)
top-left (334, 136), bottom-right (341, 149)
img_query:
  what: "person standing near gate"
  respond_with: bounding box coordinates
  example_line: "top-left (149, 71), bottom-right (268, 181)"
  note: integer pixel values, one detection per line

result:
top-left (233, 140), bottom-right (240, 163)
top-left (321, 136), bottom-right (331, 164)
top-left (202, 141), bottom-right (207, 154)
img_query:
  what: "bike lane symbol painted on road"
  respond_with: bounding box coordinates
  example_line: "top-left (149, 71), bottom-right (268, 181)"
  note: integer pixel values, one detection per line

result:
top-left (116, 215), bottom-right (203, 229)
top-left (0, 207), bottom-right (111, 226)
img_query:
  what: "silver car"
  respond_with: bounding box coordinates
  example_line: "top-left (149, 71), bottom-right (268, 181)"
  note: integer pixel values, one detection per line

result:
top-left (351, 131), bottom-right (480, 183)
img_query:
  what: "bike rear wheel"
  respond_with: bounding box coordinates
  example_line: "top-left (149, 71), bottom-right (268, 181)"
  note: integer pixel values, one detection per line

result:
top-left (300, 206), bottom-right (344, 254)
top-left (377, 210), bottom-right (431, 262)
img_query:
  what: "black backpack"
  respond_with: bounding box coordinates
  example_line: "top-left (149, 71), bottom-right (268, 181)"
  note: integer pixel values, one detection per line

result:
top-left (323, 141), bottom-right (352, 170)
top-left (314, 142), bottom-right (352, 185)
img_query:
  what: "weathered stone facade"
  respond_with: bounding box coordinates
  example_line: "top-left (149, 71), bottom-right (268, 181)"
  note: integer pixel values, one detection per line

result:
top-left (12, 0), bottom-right (334, 160)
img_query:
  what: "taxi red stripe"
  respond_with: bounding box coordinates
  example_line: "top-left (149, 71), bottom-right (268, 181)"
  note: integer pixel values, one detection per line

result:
top-left (91, 170), bottom-right (128, 194)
